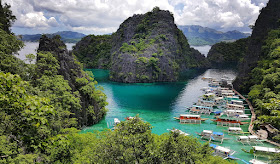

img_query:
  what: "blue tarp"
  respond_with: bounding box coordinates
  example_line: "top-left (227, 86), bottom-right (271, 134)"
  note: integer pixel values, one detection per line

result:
top-left (214, 111), bottom-right (222, 114)
top-left (213, 132), bottom-right (223, 136)
top-left (210, 144), bottom-right (217, 148)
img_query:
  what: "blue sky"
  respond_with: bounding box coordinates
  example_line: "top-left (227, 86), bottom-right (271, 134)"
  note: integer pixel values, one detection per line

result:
top-left (4, 0), bottom-right (268, 35)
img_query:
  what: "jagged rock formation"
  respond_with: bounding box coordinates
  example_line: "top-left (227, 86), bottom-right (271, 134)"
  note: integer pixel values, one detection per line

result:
top-left (74, 7), bottom-right (209, 83)
top-left (37, 35), bottom-right (107, 126)
top-left (110, 8), bottom-right (209, 83)
top-left (233, 0), bottom-right (280, 92)
top-left (207, 37), bottom-right (249, 68)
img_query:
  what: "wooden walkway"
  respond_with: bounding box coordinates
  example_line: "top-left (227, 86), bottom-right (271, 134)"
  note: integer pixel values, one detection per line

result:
top-left (233, 88), bottom-right (280, 147)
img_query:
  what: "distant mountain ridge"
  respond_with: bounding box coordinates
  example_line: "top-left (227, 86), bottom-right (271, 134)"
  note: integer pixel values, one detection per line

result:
top-left (19, 31), bottom-right (86, 43)
top-left (178, 25), bottom-right (250, 46)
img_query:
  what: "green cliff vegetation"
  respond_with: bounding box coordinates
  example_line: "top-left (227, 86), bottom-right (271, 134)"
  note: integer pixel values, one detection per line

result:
top-left (245, 28), bottom-right (280, 142)
top-left (74, 7), bottom-right (209, 83)
top-left (207, 37), bottom-right (249, 67)
top-left (231, 0), bottom-right (280, 143)
top-left (73, 34), bottom-right (112, 69)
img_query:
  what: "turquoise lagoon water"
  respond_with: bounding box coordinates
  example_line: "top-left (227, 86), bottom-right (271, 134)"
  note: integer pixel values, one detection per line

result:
top-left (81, 69), bottom-right (276, 163)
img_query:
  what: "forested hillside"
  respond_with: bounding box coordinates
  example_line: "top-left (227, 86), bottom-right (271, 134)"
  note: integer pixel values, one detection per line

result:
top-left (178, 25), bottom-right (250, 46)
top-left (207, 37), bottom-right (249, 68)
top-left (0, 2), bottom-right (233, 163)
top-left (232, 0), bottom-right (280, 142)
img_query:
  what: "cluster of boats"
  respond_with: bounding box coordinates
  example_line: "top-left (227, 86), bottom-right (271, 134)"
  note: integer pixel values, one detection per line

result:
top-left (171, 76), bottom-right (279, 163)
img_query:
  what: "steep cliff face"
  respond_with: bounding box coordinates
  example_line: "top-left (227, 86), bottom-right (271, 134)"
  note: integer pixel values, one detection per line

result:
top-left (37, 35), bottom-right (107, 126)
top-left (109, 8), bottom-right (209, 83)
top-left (233, 0), bottom-right (280, 92)
top-left (207, 37), bottom-right (249, 68)
top-left (73, 35), bottom-right (112, 69)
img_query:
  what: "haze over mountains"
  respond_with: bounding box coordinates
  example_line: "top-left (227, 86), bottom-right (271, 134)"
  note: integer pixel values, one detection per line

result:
top-left (19, 31), bottom-right (86, 43)
top-left (178, 25), bottom-right (250, 46)
top-left (19, 25), bottom-right (250, 46)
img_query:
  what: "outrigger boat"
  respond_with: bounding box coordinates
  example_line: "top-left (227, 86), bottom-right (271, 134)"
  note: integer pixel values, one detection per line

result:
top-left (224, 96), bottom-right (240, 101)
top-left (230, 100), bottom-right (244, 105)
top-left (227, 127), bottom-right (244, 135)
top-left (196, 130), bottom-right (229, 144)
top-left (237, 135), bottom-right (264, 145)
top-left (189, 105), bottom-right (213, 115)
top-left (226, 103), bottom-right (245, 110)
top-left (249, 159), bottom-right (268, 164)
top-left (210, 144), bottom-right (238, 160)
top-left (243, 146), bottom-right (280, 159)
top-left (196, 99), bottom-right (216, 108)
top-left (211, 115), bottom-right (248, 126)
top-left (174, 114), bottom-right (208, 124)
top-left (167, 129), bottom-right (189, 136)
top-left (114, 118), bottom-right (121, 126)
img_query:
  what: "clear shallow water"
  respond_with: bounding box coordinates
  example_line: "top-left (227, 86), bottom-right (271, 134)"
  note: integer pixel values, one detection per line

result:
top-left (82, 69), bottom-right (276, 163)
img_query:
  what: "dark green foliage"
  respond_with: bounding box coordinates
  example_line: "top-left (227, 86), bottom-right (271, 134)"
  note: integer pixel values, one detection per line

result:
top-left (0, 72), bottom-right (54, 153)
top-left (44, 116), bottom-right (231, 164)
top-left (0, 1), bottom-right (15, 34)
top-left (243, 29), bottom-right (280, 142)
top-left (73, 34), bottom-right (112, 69)
top-left (207, 37), bottom-right (249, 67)
top-left (0, 28), bottom-right (26, 77)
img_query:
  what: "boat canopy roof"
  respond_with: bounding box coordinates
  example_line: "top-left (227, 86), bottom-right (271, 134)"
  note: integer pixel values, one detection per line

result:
top-left (199, 100), bottom-right (214, 103)
top-left (212, 132), bottom-right (223, 136)
top-left (193, 105), bottom-right (212, 109)
top-left (204, 93), bottom-right (215, 96)
top-left (249, 159), bottom-right (268, 164)
top-left (253, 146), bottom-right (280, 153)
top-left (238, 136), bottom-right (249, 140)
top-left (225, 96), bottom-right (239, 99)
top-left (210, 143), bottom-right (230, 153)
top-left (203, 130), bottom-right (212, 134)
top-left (219, 115), bottom-right (240, 120)
top-left (227, 104), bottom-right (244, 108)
top-left (114, 118), bottom-right (120, 123)
top-left (248, 135), bottom-right (258, 139)
top-left (215, 97), bottom-right (224, 100)
top-left (228, 127), bottom-right (242, 131)
top-left (180, 114), bottom-right (200, 118)
top-left (231, 100), bottom-right (243, 103)
top-left (216, 146), bottom-right (230, 153)
top-left (239, 114), bottom-right (249, 118)
top-left (226, 110), bottom-right (244, 113)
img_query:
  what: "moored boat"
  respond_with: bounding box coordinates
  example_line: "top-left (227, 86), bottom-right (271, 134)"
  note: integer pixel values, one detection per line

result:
top-left (237, 135), bottom-right (264, 145)
top-left (249, 159), bottom-right (268, 164)
top-left (114, 118), bottom-right (121, 126)
top-left (211, 116), bottom-right (248, 126)
top-left (174, 114), bottom-right (208, 124)
top-left (196, 130), bottom-right (228, 144)
top-left (210, 144), bottom-right (237, 160)
top-left (227, 127), bottom-right (244, 135)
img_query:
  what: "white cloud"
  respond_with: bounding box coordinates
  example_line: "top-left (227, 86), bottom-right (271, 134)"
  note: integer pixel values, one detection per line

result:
top-left (3, 0), bottom-right (269, 34)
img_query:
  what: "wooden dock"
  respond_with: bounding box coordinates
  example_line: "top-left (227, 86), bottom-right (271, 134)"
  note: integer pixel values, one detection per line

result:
top-left (233, 88), bottom-right (280, 147)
